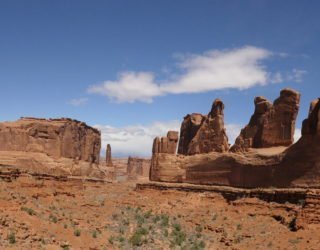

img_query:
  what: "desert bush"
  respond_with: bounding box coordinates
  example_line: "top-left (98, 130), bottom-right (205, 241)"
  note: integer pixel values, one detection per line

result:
top-left (21, 206), bottom-right (36, 216)
top-left (8, 232), bottom-right (16, 244)
top-left (74, 229), bottom-right (81, 237)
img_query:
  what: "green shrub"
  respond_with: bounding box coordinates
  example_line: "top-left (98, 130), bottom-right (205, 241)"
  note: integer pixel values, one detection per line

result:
top-left (21, 206), bottom-right (36, 216)
top-left (130, 227), bottom-right (148, 246)
top-left (49, 214), bottom-right (58, 223)
top-left (74, 229), bottom-right (81, 237)
top-left (160, 214), bottom-right (169, 227)
top-left (8, 232), bottom-right (16, 244)
top-left (92, 230), bottom-right (97, 238)
top-left (108, 236), bottom-right (114, 244)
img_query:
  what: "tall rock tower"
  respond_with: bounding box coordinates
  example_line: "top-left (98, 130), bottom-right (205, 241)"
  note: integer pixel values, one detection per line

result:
top-left (106, 144), bottom-right (113, 166)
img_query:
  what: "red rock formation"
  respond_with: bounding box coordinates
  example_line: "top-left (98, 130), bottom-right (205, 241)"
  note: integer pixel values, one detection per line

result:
top-left (127, 157), bottom-right (151, 179)
top-left (231, 89), bottom-right (300, 152)
top-left (152, 131), bottom-right (179, 154)
top-left (106, 144), bottom-right (113, 166)
top-left (178, 99), bottom-right (229, 155)
top-left (178, 113), bottom-right (204, 155)
top-left (274, 98), bottom-right (320, 187)
top-left (0, 117), bottom-right (103, 177)
top-left (150, 90), bottom-right (320, 188)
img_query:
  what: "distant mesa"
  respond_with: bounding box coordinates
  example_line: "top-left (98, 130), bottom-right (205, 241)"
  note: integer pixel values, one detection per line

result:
top-left (0, 117), bottom-right (104, 178)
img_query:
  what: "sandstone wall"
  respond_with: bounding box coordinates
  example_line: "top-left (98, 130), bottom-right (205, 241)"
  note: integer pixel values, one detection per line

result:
top-left (150, 92), bottom-right (320, 188)
top-left (231, 89), bottom-right (300, 152)
top-left (127, 157), bottom-right (151, 179)
top-left (152, 131), bottom-right (179, 154)
top-left (0, 117), bottom-right (103, 177)
top-left (178, 99), bottom-right (229, 155)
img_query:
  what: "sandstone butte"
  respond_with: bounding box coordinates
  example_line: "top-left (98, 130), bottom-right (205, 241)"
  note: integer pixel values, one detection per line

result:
top-left (0, 117), bottom-right (104, 178)
top-left (150, 89), bottom-right (320, 188)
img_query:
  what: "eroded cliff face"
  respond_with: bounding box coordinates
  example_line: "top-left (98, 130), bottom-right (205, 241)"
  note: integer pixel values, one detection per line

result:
top-left (274, 98), bottom-right (320, 187)
top-left (127, 157), bottom-right (151, 179)
top-left (231, 89), bottom-right (300, 152)
top-left (178, 99), bottom-right (229, 155)
top-left (150, 90), bottom-right (320, 188)
top-left (0, 117), bottom-right (104, 178)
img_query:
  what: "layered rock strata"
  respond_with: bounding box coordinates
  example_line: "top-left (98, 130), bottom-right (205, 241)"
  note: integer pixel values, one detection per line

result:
top-left (178, 99), bottom-right (229, 155)
top-left (150, 91), bottom-right (320, 188)
top-left (127, 157), bottom-right (151, 179)
top-left (0, 117), bottom-right (104, 178)
top-left (152, 131), bottom-right (179, 154)
top-left (231, 89), bottom-right (300, 152)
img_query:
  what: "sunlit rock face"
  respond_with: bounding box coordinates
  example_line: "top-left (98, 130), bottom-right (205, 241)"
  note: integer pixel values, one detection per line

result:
top-left (178, 98), bottom-right (229, 155)
top-left (230, 88), bottom-right (300, 152)
top-left (0, 117), bottom-right (104, 178)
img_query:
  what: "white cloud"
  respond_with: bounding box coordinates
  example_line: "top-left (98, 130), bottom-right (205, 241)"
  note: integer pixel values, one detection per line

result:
top-left (94, 120), bottom-right (181, 157)
top-left (88, 46), bottom-right (277, 103)
top-left (88, 72), bottom-right (161, 103)
top-left (288, 69), bottom-right (307, 83)
top-left (294, 128), bottom-right (301, 142)
top-left (225, 124), bottom-right (243, 145)
top-left (68, 97), bottom-right (88, 106)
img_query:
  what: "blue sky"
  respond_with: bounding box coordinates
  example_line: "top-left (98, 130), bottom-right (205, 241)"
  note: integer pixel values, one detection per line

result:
top-left (1, 1), bottom-right (319, 156)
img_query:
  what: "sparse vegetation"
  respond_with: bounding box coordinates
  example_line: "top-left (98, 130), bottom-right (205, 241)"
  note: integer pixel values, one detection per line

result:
top-left (7, 232), bottom-right (16, 244)
top-left (92, 230), bottom-right (97, 238)
top-left (74, 229), bottom-right (81, 237)
top-left (49, 214), bottom-right (58, 223)
top-left (21, 206), bottom-right (36, 216)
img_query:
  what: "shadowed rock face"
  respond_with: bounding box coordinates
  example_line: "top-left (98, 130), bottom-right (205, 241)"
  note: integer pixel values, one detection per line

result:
top-left (0, 117), bottom-right (104, 177)
top-left (178, 99), bottom-right (229, 155)
top-left (274, 98), bottom-right (320, 187)
top-left (302, 98), bottom-right (320, 136)
top-left (106, 144), bottom-right (113, 166)
top-left (231, 88), bottom-right (300, 152)
top-left (177, 113), bottom-right (204, 155)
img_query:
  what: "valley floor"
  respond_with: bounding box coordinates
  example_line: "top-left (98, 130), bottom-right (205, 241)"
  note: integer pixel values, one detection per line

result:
top-left (0, 176), bottom-right (319, 249)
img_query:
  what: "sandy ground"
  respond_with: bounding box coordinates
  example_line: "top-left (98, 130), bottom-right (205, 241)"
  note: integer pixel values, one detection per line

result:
top-left (0, 176), bottom-right (319, 249)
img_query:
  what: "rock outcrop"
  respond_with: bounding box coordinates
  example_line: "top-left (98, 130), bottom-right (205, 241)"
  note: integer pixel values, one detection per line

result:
top-left (106, 144), bottom-right (113, 166)
top-left (274, 98), bottom-right (320, 187)
top-left (231, 89), bottom-right (300, 152)
top-left (127, 157), bottom-right (151, 179)
top-left (178, 113), bottom-right (204, 155)
top-left (0, 117), bottom-right (104, 178)
top-left (152, 131), bottom-right (179, 154)
top-left (178, 99), bottom-right (229, 155)
top-left (150, 91), bottom-right (320, 188)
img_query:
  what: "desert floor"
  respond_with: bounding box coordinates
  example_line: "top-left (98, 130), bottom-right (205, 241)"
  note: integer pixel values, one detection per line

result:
top-left (0, 176), bottom-right (319, 250)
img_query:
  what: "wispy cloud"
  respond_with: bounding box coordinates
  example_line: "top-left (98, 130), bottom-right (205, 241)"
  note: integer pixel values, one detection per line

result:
top-left (94, 120), bottom-right (181, 157)
top-left (68, 97), bottom-right (88, 106)
top-left (88, 46), bottom-right (306, 103)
